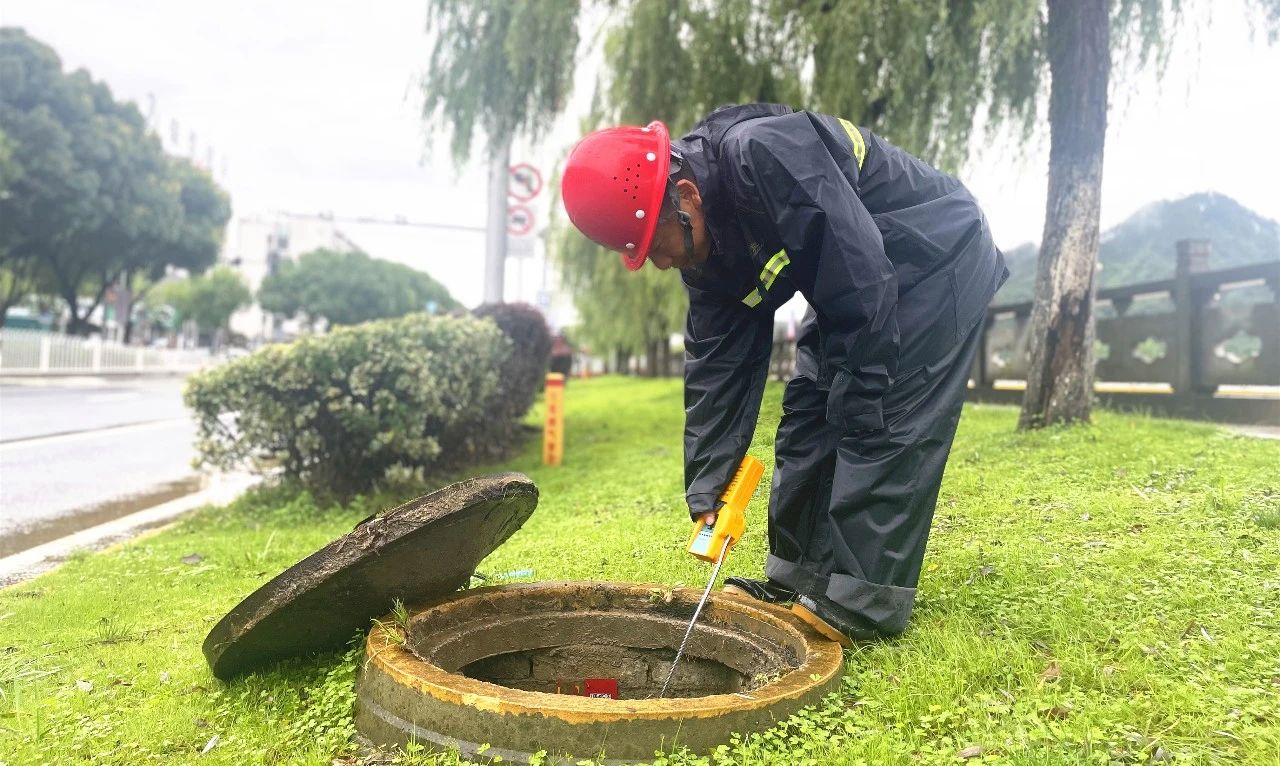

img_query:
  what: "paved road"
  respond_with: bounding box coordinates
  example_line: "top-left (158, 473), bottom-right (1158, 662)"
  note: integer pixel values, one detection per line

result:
top-left (0, 377), bottom-right (199, 556)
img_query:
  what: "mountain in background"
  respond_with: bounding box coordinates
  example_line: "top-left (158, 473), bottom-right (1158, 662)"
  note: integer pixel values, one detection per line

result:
top-left (996, 192), bottom-right (1280, 303)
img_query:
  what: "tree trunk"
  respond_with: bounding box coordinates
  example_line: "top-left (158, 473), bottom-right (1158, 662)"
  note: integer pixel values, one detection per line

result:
top-left (123, 268), bottom-right (139, 344)
top-left (1018, 0), bottom-right (1111, 430)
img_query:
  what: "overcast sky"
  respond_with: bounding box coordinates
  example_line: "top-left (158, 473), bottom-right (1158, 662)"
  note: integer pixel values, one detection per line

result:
top-left (3, 1), bottom-right (1279, 309)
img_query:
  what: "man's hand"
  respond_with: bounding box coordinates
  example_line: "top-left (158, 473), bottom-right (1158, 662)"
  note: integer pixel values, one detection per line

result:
top-left (700, 511), bottom-right (718, 527)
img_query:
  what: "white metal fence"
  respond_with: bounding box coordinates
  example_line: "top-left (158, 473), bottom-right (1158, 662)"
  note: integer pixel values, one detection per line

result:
top-left (0, 328), bottom-right (211, 376)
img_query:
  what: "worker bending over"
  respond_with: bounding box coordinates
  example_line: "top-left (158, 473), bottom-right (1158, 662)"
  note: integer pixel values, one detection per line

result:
top-left (561, 103), bottom-right (1007, 645)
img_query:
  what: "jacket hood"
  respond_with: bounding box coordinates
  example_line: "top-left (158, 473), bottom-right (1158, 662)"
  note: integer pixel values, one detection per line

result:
top-left (671, 104), bottom-right (795, 263)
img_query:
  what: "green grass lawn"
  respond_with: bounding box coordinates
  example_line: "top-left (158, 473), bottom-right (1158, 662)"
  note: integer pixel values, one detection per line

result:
top-left (2, 376), bottom-right (1278, 765)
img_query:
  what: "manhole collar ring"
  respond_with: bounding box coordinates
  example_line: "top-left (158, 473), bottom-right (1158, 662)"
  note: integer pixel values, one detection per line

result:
top-left (363, 582), bottom-right (844, 723)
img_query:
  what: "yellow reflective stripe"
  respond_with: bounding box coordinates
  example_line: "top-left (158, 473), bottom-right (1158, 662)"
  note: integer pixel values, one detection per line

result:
top-left (838, 118), bottom-right (866, 169)
top-left (760, 250), bottom-right (790, 290)
top-left (741, 250), bottom-right (789, 307)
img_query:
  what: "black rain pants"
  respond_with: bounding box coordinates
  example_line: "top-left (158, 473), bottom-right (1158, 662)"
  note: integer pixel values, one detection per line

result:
top-left (764, 313), bottom-right (983, 636)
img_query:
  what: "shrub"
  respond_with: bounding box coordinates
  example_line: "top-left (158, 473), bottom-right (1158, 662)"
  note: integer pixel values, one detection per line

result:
top-left (184, 313), bottom-right (511, 496)
top-left (471, 302), bottom-right (552, 426)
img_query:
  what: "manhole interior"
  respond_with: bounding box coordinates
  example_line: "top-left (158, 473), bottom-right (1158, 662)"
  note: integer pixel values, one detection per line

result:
top-left (406, 584), bottom-right (804, 700)
top-left (461, 646), bottom-right (748, 699)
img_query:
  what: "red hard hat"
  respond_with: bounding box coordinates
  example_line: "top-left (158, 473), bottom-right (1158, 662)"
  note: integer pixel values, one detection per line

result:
top-left (560, 120), bottom-right (671, 271)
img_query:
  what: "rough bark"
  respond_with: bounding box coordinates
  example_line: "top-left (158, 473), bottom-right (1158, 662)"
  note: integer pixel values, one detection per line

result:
top-left (1018, 0), bottom-right (1111, 430)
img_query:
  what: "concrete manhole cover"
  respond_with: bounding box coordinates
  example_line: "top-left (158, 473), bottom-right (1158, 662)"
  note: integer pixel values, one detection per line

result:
top-left (355, 581), bottom-right (844, 764)
top-left (203, 473), bottom-right (538, 679)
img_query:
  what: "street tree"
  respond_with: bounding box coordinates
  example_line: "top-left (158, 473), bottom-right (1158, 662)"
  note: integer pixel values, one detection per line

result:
top-left (257, 249), bottom-right (459, 328)
top-left (0, 30), bottom-right (102, 328)
top-left (55, 96), bottom-right (182, 335)
top-left (0, 28), bottom-right (231, 336)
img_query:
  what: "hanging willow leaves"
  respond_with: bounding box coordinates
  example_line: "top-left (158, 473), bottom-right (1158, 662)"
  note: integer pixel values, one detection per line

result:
top-left (420, 0), bottom-right (580, 162)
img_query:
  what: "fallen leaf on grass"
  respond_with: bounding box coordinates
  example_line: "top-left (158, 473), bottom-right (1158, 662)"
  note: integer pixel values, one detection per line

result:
top-left (159, 672), bottom-right (170, 684)
top-left (1181, 622), bottom-right (1214, 642)
top-left (1044, 705), bottom-right (1072, 720)
top-left (181, 553), bottom-right (204, 565)
top-left (75, 679), bottom-right (93, 693)
top-left (958, 745), bottom-right (983, 758)
top-left (201, 735), bottom-right (219, 754)
top-left (1082, 540), bottom-right (1108, 549)
top-left (195, 718), bottom-right (208, 729)
top-left (1039, 664), bottom-right (1062, 683)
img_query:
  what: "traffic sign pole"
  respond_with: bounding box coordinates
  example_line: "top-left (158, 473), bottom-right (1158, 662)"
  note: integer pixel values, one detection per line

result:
top-left (484, 140), bottom-right (511, 303)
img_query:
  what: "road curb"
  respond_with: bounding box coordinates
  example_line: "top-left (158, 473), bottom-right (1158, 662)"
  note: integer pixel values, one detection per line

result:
top-left (0, 473), bottom-right (256, 588)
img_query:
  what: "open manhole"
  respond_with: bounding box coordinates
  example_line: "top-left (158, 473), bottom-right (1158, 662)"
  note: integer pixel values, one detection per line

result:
top-left (355, 581), bottom-right (844, 764)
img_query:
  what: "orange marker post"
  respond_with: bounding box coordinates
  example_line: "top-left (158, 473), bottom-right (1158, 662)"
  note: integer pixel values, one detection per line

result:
top-left (543, 373), bottom-right (565, 465)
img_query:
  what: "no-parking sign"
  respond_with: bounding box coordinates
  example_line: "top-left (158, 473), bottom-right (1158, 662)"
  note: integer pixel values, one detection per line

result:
top-left (509, 163), bottom-right (543, 202)
top-left (507, 204), bottom-right (534, 237)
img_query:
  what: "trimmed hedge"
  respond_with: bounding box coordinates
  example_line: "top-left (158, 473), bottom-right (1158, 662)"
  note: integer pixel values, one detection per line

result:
top-left (185, 313), bottom-right (513, 496)
top-left (472, 302), bottom-right (552, 427)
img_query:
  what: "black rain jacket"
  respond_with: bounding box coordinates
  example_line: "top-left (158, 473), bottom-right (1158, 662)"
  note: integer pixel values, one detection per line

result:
top-left (673, 104), bottom-right (1007, 518)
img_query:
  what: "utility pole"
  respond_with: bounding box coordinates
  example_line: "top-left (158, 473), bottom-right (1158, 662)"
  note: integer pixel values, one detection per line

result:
top-left (484, 138), bottom-right (511, 303)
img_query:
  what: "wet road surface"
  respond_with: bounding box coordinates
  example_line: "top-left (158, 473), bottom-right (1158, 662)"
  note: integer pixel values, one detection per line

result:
top-left (0, 377), bottom-right (199, 556)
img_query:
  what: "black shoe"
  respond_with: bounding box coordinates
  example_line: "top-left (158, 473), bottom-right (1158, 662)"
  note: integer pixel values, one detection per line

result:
top-left (722, 577), bottom-right (797, 604)
top-left (791, 594), bottom-right (881, 648)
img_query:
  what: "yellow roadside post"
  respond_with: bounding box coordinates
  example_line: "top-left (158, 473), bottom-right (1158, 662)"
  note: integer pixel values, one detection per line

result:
top-left (543, 373), bottom-right (565, 465)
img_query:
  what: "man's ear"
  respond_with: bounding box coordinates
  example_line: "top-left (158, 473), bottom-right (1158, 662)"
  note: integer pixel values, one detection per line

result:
top-left (675, 178), bottom-right (702, 209)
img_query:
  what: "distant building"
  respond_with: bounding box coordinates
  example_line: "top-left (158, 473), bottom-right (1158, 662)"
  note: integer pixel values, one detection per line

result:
top-left (220, 213), bottom-right (361, 344)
